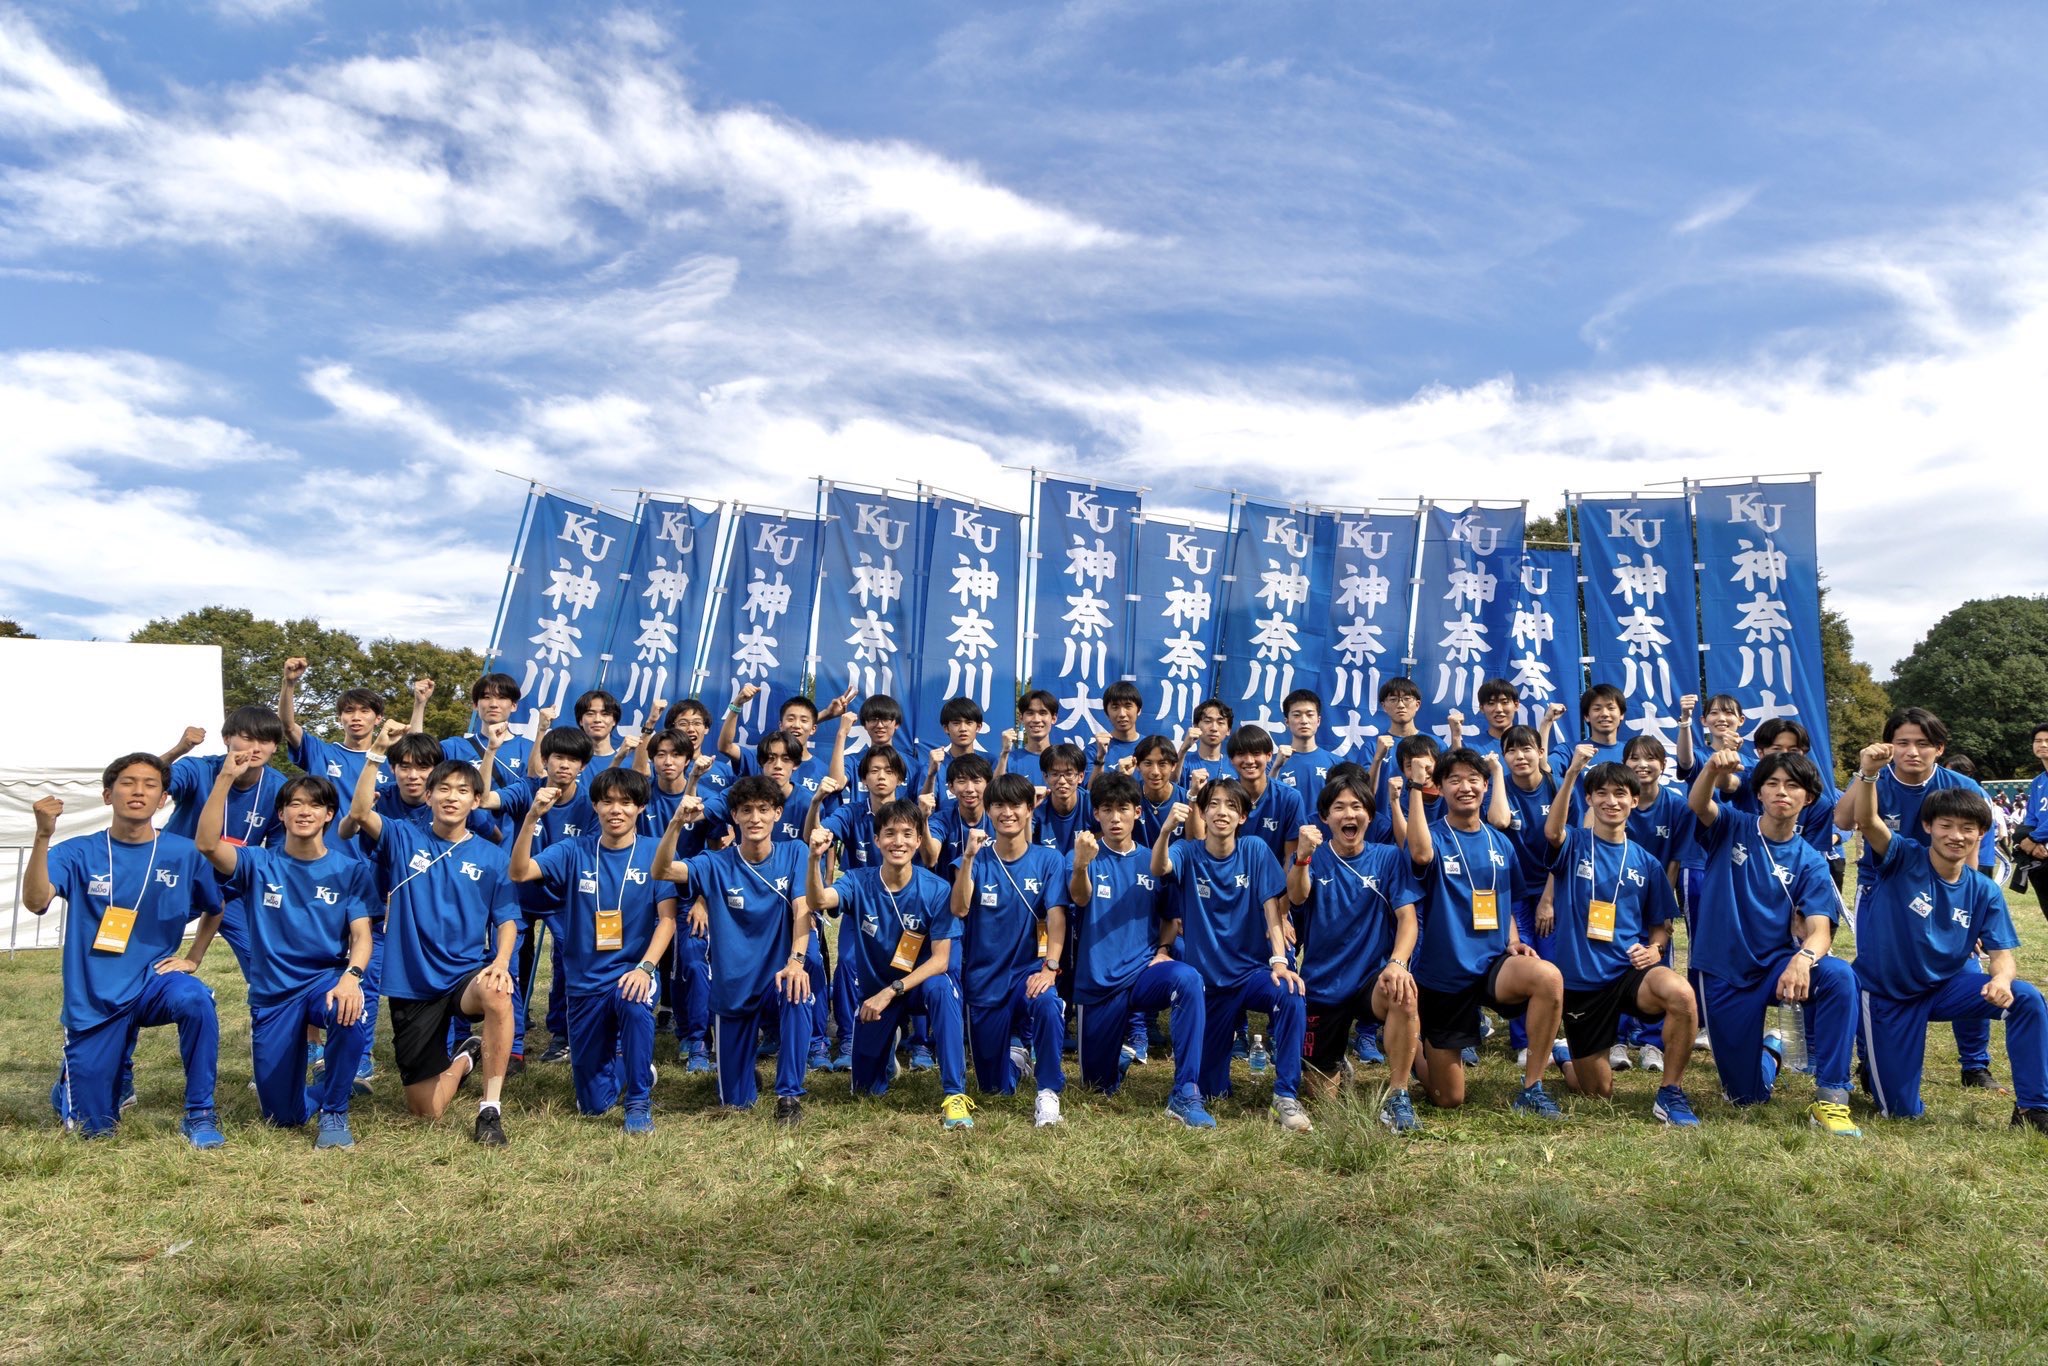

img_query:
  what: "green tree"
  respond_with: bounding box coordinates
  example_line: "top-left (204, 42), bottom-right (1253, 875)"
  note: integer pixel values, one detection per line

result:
top-left (1820, 587), bottom-right (1890, 786)
top-left (130, 607), bottom-right (486, 755)
top-left (1888, 596), bottom-right (2048, 780)
top-left (0, 619), bottom-right (35, 638)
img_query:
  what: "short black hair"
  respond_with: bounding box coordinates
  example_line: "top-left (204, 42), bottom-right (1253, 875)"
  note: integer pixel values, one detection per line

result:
top-left (986, 773), bottom-right (1036, 810)
top-left (1501, 725), bottom-right (1542, 752)
top-left (1581, 761), bottom-right (1640, 800)
top-left (756, 729), bottom-right (806, 766)
top-left (388, 733), bottom-right (442, 768)
top-left (1921, 787), bottom-right (1992, 837)
top-left (1477, 678), bottom-right (1518, 706)
top-left (646, 729), bottom-right (695, 761)
top-left (666, 699), bottom-right (712, 728)
top-left (275, 774), bottom-right (340, 816)
top-left (540, 726), bottom-right (595, 765)
top-left (1133, 734), bottom-right (1177, 766)
top-left (426, 760), bottom-right (483, 797)
top-left (102, 752), bottom-right (169, 790)
top-left (946, 753), bottom-right (994, 786)
top-left (1434, 746), bottom-right (1488, 785)
top-left (1042, 742), bottom-right (1087, 776)
top-left (1750, 751), bottom-right (1824, 802)
top-left (1703, 693), bottom-right (1744, 716)
top-left (1316, 769), bottom-right (1376, 821)
top-left (1196, 775), bottom-right (1251, 817)
top-left (1622, 736), bottom-right (1668, 765)
top-left (1944, 754), bottom-right (1977, 778)
top-left (1580, 683), bottom-right (1624, 718)
top-left (1102, 680), bottom-right (1142, 709)
top-left (223, 705), bottom-right (286, 746)
top-left (1378, 676), bottom-right (1421, 704)
top-left (1226, 725), bottom-right (1275, 759)
top-left (779, 695), bottom-right (818, 723)
top-left (1090, 771), bottom-right (1140, 810)
top-left (335, 687), bottom-right (386, 717)
top-left (574, 689), bottom-right (622, 723)
top-left (1883, 706), bottom-right (1949, 748)
top-left (1192, 697), bottom-right (1234, 726)
top-left (471, 672), bottom-right (521, 704)
top-left (727, 775), bottom-right (786, 815)
top-left (1281, 688), bottom-right (1323, 716)
top-left (1018, 689), bottom-right (1059, 718)
top-left (590, 767), bottom-right (650, 806)
top-left (857, 694), bottom-right (904, 727)
top-left (859, 745), bottom-right (908, 781)
top-left (1752, 719), bottom-right (1811, 753)
top-left (1395, 734), bottom-right (1440, 769)
top-left (874, 797), bottom-right (927, 838)
top-left (939, 696), bottom-right (985, 728)
top-left (2033, 721), bottom-right (2048, 743)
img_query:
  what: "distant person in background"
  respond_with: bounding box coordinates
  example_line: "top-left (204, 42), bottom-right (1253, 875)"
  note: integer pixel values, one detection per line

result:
top-left (2021, 723), bottom-right (2048, 921)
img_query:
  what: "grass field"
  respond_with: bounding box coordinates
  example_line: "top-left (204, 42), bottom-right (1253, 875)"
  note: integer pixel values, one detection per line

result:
top-left (6, 894), bottom-right (2048, 1363)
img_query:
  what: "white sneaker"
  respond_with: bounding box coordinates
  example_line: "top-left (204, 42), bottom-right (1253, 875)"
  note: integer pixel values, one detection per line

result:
top-left (1694, 1028), bottom-right (1713, 1052)
top-left (1034, 1089), bottom-right (1062, 1127)
top-left (1641, 1045), bottom-right (1665, 1072)
top-left (1009, 1044), bottom-right (1031, 1076)
top-left (1516, 1047), bottom-right (1530, 1068)
top-left (1608, 1043), bottom-right (1633, 1072)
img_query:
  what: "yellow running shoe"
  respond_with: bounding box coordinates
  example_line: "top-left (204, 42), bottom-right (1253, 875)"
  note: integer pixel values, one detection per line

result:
top-left (1808, 1100), bottom-right (1863, 1138)
top-left (941, 1093), bottom-right (977, 1130)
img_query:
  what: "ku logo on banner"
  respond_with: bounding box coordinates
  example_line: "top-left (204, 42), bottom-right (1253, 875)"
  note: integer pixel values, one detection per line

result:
top-left (854, 502), bottom-right (909, 550)
top-left (1067, 489), bottom-right (1120, 534)
top-left (1262, 515), bottom-right (1310, 559)
top-left (558, 510), bottom-right (617, 563)
top-left (1165, 531), bottom-right (1215, 576)
top-left (1336, 522), bottom-right (1395, 557)
top-left (952, 508), bottom-right (1002, 554)
top-left (656, 510), bottom-right (696, 554)
top-left (1448, 513), bottom-right (1503, 555)
top-left (1607, 507), bottom-right (1666, 549)
top-left (1727, 491), bottom-right (1785, 533)
top-left (753, 522), bottom-right (804, 567)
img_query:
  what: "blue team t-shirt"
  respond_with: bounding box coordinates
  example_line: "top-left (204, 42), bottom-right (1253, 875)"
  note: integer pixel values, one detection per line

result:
top-left (1853, 834), bottom-right (2019, 999)
top-left (1136, 785), bottom-right (1190, 847)
top-left (1544, 827), bottom-right (1677, 991)
top-left (369, 823), bottom-right (519, 1001)
top-left (1627, 784), bottom-right (1698, 870)
top-left (226, 845), bottom-right (373, 1007)
top-left (1241, 781), bottom-right (1307, 865)
top-left (535, 833), bottom-right (674, 995)
top-left (928, 804), bottom-right (992, 883)
top-left (2028, 771), bottom-right (2048, 844)
top-left (1163, 837), bottom-right (1288, 990)
top-left (834, 865), bottom-right (959, 990)
top-left (46, 832), bottom-right (223, 1031)
top-left (289, 732), bottom-right (388, 858)
top-left (682, 841), bottom-right (807, 1016)
top-left (958, 844), bottom-right (1070, 1008)
top-left (1276, 746), bottom-right (1337, 816)
top-left (823, 800), bottom-right (885, 870)
top-left (1412, 819), bottom-right (1522, 991)
top-left (1033, 791), bottom-right (1095, 854)
top-left (441, 732), bottom-right (533, 789)
top-left (1069, 843), bottom-right (1165, 1005)
top-left (1689, 808), bottom-right (1839, 985)
top-left (1297, 841), bottom-right (1421, 1004)
top-left (1856, 765), bottom-right (1998, 882)
top-left (370, 788), bottom-right (498, 840)
top-left (1499, 773), bottom-right (1560, 897)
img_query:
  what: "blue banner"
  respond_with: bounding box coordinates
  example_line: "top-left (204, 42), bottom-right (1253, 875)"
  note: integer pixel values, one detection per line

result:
top-left (1576, 492), bottom-right (1699, 754)
top-left (1027, 476), bottom-right (1142, 741)
top-left (1412, 502), bottom-right (1526, 741)
top-left (1311, 507), bottom-right (1421, 759)
top-left (1504, 547), bottom-right (1583, 747)
top-left (1692, 478), bottom-right (1831, 769)
top-left (1215, 501), bottom-right (1320, 739)
top-left (494, 490), bottom-right (638, 732)
top-left (816, 485), bottom-right (925, 710)
top-left (709, 509), bottom-right (820, 743)
top-left (1130, 517), bottom-right (1228, 744)
top-left (914, 495), bottom-right (1023, 749)
top-left (595, 497), bottom-right (722, 733)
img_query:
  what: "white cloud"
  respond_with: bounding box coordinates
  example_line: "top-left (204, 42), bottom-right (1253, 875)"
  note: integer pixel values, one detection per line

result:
top-left (211, 0), bottom-right (315, 20)
top-left (1674, 185), bottom-right (1760, 236)
top-left (0, 12), bottom-right (1127, 258)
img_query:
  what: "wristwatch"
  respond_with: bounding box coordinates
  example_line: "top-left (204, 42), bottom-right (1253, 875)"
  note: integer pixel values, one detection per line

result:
top-left (1797, 947), bottom-right (1822, 964)
top-left (888, 980), bottom-right (907, 998)
top-left (636, 961), bottom-right (659, 979)
top-left (344, 965), bottom-right (365, 980)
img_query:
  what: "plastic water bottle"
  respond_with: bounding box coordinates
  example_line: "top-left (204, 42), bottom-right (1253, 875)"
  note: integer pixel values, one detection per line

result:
top-left (1775, 1002), bottom-right (1808, 1072)
top-left (1249, 1033), bottom-right (1269, 1074)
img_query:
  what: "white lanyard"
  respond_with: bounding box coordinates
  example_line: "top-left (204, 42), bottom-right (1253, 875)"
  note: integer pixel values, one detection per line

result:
top-left (736, 847), bottom-right (792, 909)
top-left (598, 841), bottom-right (640, 916)
top-left (384, 832), bottom-right (469, 907)
top-left (1446, 824), bottom-right (1499, 897)
top-left (880, 867), bottom-right (919, 927)
top-left (1600, 835), bottom-right (1631, 906)
top-left (104, 830), bottom-right (159, 911)
top-left (1329, 846), bottom-right (1388, 906)
top-left (987, 846), bottom-right (1037, 911)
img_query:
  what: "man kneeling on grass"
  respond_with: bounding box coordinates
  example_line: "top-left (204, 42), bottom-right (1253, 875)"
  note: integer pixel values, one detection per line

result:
top-left (349, 722), bottom-right (519, 1146)
top-left (1848, 742), bottom-right (2048, 1131)
top-left (806, 799), bottom-right (975, 1130)
top-left (511, 768), bottom-right (676, 1134)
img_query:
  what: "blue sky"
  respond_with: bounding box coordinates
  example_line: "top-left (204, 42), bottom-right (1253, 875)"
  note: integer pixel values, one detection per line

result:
top-left (3, 1), bottom-right (2044, 672)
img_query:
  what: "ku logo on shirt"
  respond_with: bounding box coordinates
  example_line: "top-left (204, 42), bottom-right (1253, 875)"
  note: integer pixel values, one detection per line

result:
top-left (1023, 878), bottom-right (1042, 894)
top-left (1261, 817), bottom-right (1279, 832)
top-left (459, 862), bottom-right (483, 881)
top-left (313, 885), bottom-right (340, 904)
top-left (155, 869), bottom-right (180, 889)
top-left (1950, 904), bottom-right (1972, 927)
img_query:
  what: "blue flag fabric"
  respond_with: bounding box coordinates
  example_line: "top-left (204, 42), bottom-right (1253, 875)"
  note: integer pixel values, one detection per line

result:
top-left (914, 495), bottom-right (1023, 750)
top-left (1503, 547), bottom-right (1583, 747)
top-left (1576, 493), bottom-right (1699, 757)
top-left (710, 510), bottom-right (820, 745)
top-left (1028, 477), bottom-right (1142, 742)
top-left (1412, 503), bottom-right (1526, 741)
top-left (818, 485), bottom-right (924, 710)
top-left (1130, 517), bottom-right (1228, 745)
top-left (1215, 501), bottom-right (1320, 740)
top-left (1692, 478), bottom-right (1832, 771)
top-left (596, 497), bottom-right (722, 733)
top-left (1310, 508), bottom-right (1421, 759)
top-left (494, 491), bottom-right (638, 731)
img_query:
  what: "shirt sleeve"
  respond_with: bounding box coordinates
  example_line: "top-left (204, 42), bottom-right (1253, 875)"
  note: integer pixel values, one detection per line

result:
top-left (1977, 884), bottom-right (2021, 952)
top-left (288, 730), bottom-right (314, 771)
top-left (1792, 854), bottom-right (1841, 924)
top-left (830, 872), bottom-right (860, 916)
top-left (1546, 826), bottom-right (1581, 874)
top-left (486, 863), bottom-right (520, 932)
top-left (1251, 840), bottom-right (1287, 904)
top-left (1387, 850), bottom-right (1423, 911)
top-left (495, 779), bottom-right (533, 823)
top-left (184, 848), bottom-right (225, 917)
top-left (1040, 851), bottom-right (1073, 910)
top-left (224, 847), bottom-right (260, 903)
top-left (533, 842), bottom-right (578, 907)
top-left (343, 863), bottom-right (374, 925)
top-left (1162, 838), bottom-right (1190, 881)
top-left (45, 839), bottom-right (84, 904)
top-left (169, 757), bottom-right (206, 811)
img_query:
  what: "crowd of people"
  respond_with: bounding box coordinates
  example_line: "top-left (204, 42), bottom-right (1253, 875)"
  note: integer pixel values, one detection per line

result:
top-left (24, 659), bottom-right (2048, 1151)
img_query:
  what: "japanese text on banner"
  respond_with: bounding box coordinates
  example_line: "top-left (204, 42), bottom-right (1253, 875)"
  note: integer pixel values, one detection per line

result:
top-left (1216, 502), bottom-right (1321, 739)
top-left (819, 487), bottom-right (924, 721)
top-left (495, 492), bottom-right (637, 731)
top-left (713, 510), bottom-right (820, 744)
top-left (1412, 503), bottom-right (1526, 741)
top-left (1028, 477), bottom-right (1141, 741)
top-left (1310, 508), bottom-right (1420, 757)
top-left (915, 497), bottom-right (1022, 750)
top-left (1576, 493), bottom-right (1699, 755)
top-left (1131, 518), bottom-right (1227, 744)
top-left (598, 497), bottom-right (721, 733)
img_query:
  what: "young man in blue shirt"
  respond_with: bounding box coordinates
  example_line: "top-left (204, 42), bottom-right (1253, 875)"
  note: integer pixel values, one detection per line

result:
top-left (1543, 747), bottom-right (1701, 1125)
top-left (278, 656), bottom-right (433, 857)
top-left (1225, 725), bottom-right (1305, 869)
top-left (26, 755), bottom-right (227, 1146)
top-left (1154, 776), bottom-right (1310, 1133)
top-left (1275, 688), bottom-right (1338, 817)
top-left (2024, 723), bottom-right (2048, 917)
top-left (925, 753), bottom-right (994, 884)
top-left (998, 688), bottom-right (1061, 786)
top-left (1287, 769), bottom-right (1426, 1130)
top-left (1687, 747), bottom-right (1861, 1136)
top-left (513, 768), bottom-right (676, 1133)
top-left (810, 747), bottom-right (911, 1071)
top-left (196, 758), bottom-right (373, 1149)
top-left (654, 775), bottom-right (815, 1124)
top-left (950, 773), bottom-right (1070, 1125)
top-left (1497, 722), bottom-right (1570, 1071)
top-left (1089, 681), bottom-right (1146, 778)
top-left (1177, 697), bottom-right (1233, 790)
top-left (161, 704), bottom-right (289, 977)
top-left (638, 732), bottom-right (719, 1073)
top-left (1834, 706), bottom-right (2005, 1089)
top-left (1550, 685), bottom-right (1627, 813)
top-left (805, 798), bottom-right (974, 1129)
top-left (1033, 743), bottom-right (1096, 854)
top-left (442, 673), bottom-right (532, 788)
top-left (1847, 742), bottom-right (2048, 1129)
top-left (349, 724), bottom-right (521, 1145)
top-left (1406, 748), bottom-right (1569, 1122)
top-left (1069, 772), bottom-right (1214, 1127)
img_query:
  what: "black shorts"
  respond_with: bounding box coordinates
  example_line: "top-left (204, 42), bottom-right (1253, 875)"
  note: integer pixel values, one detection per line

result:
top-left (1304, 967), bottom-right (1389, 1074)
top-left (388, 969), bottom-right (486, 1086)
top-left (1561, 965), bottom-right (1661, 1060)
top-left (1417, 954), bottom-right (1523, 1051)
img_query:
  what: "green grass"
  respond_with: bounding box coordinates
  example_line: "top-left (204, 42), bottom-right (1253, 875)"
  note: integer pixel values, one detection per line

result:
top-left (6, 892), bottom-right (2048, 1363)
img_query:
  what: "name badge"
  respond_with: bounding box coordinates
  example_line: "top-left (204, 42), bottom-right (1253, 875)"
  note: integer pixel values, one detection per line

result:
top-left (1195, 877), bottom-right (1213, 900)
top-left (1471, 889), bottom-right (1498, 932)
top-left (1587, 899), bottom-right (1617, 943)
top-left (263, 890), bottom-right (283, 909)
top-left (890, 929), bottom-right (925, 972)
top-left (725, 889), bottom-right (745, 910)
top-left (979, 890), bottom-right (999, 908)
top-left (88, 874), bottom-right (112, 897)
top-left (578, 874), bottom-right (598, 895)
top-left (595, 908), bottom-right (624, 951)
top-left (94, 905), bottom-right (138, 954)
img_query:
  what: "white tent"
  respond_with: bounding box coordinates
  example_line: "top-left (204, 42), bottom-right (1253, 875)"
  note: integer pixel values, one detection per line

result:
top-left (0, 639), bottom-right (224, 952)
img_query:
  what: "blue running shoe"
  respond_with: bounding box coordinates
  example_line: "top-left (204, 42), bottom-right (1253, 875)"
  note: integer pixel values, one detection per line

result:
top-left (1379, 1088), bottom-right (1421, 1133)
top-left (315, 1111), bottom-right (354, 1149)
top-left (623, 1103), bottom-right (654, 1135)
top-left (1354, 1028), bottom-right (1386, 1065)
top-left (909, 1044), bottom-right (936, 1071)
top-left (1653, 1085), bottom-right (1701, 1127)
top-left (307, 1040), bottom-right (325, 1078)
top-left (1165, 1085), bottom-right (1217, 1129)
top-left (808, 1040), bottom-right (832, 1072)
top-left (1460, 1046), bottom-right (1479, 1067)
top-left (180, 1109), bottom-right (226, 1149)
top-left (1512, 1081), bottom-right (1567, 1120)
top-left (684, 1042), bottom-right (713, 1074)
top-left (829, 1042), bottom-right (853, 1073)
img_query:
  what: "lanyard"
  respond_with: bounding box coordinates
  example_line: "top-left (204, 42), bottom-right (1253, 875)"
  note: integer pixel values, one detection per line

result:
top-left (987, 846), bottom-right (1037, 910)
top-left (104, 831), bottom-right (159, 911)
top-left (1329, 846), bottom-right (1388, 906)
top-left (1600, 835), bottom-right (1631, 906)
top-left (598, 841), bottom-right (640, 916)
top-left (1446, 824), bottom-right (1499, 897)
top-left (736, 847), bottom-right (792, 909)
top-left (1756, 827), bottom-right (1797, 917)
top-left (880, 867), bottom-right (920, 927)
top-left (385, 832), bottom-right (469, 907)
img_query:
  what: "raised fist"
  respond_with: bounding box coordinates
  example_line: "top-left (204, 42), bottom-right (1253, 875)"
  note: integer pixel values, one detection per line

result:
top-left (531, 786), bottom-right (560, 815)
top-left (816, 774), bottom-right (845, 799)
top-left (1707, 748), bottom-right (1744, 776)
top-left (535, 705), bottom-right (558, 728)
top-left (181, 725), bottom-right (207, 748)
top-left (930, 748), bottom-right (948, 767)
top-left (1072, 830), bottom-right (1099, 863)
top-left (1297, 825), bottom-right (1323, 855)
top-left (33, 795), bottom-right (62, 837)
top-left (918, 791), bottom-right (937, 814)
top-left (1678, 693), bottom-right (1698, 719)
top-left (1573, 743), bottom-right (1599, 767)
top-left (737, 683), bottom-right (763, 705)
top-left (377, 719), bottom-right (410, 751)
top-left (965, 829), bottom-right (989, 857)
top-left (223, 748), bottom-right (263, 779)
top-left (1167, 801), bottom-right (1191, 831)
top-left (282, 656), bottom-right (309, 683)
top-left (484, 721), bottom-right (512, 748)
top-left (692, 753), bottom-right (714, 776)
top-left (809, 827), bottom-right (835, 856)
top-left (1446, 708), bottom-right (1465, 727)
top-left (1543, 703), bottom-right (1567, 724)
top-left (411, 677), bottom-right (435, 702)
top-left (1860, 743), bottom-right (1893, 776)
